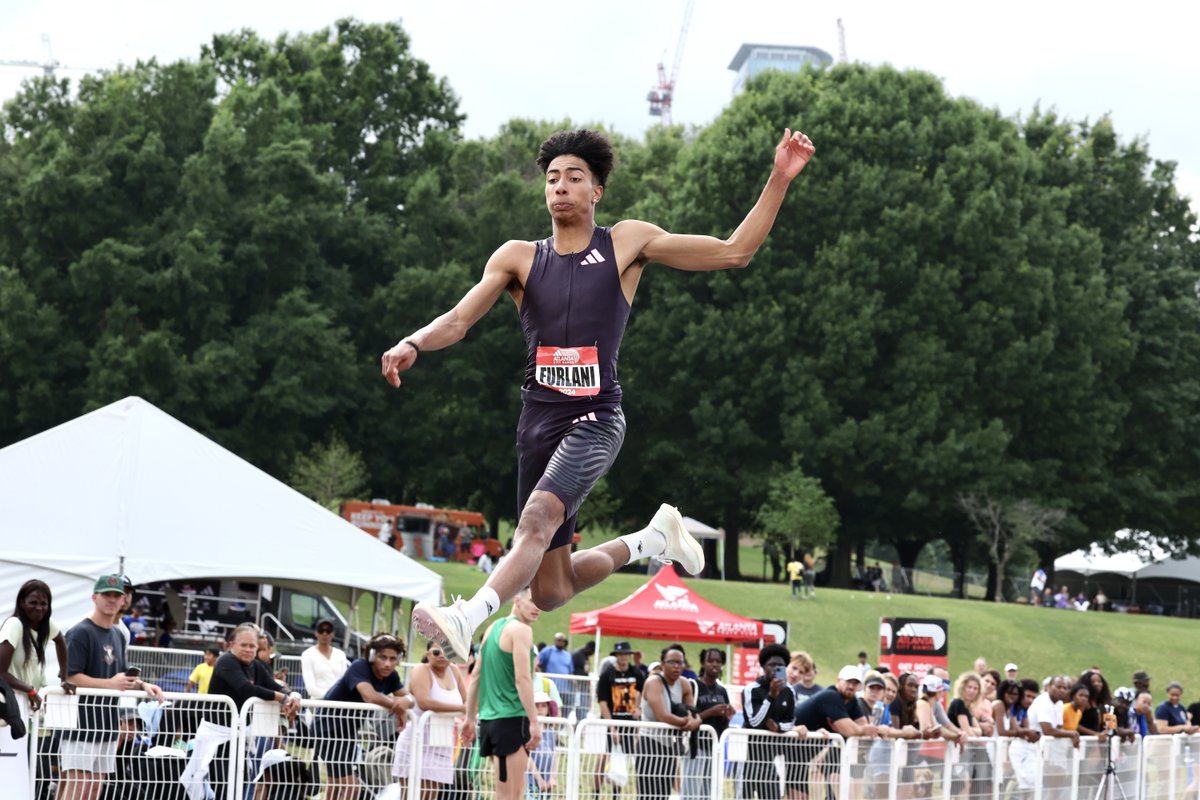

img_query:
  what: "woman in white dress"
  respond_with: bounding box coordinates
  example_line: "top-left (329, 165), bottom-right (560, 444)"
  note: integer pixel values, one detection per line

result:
top-left (392, 640), bottom-right (466, 799)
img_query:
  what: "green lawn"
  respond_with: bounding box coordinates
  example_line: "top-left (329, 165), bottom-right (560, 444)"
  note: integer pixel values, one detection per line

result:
top-left (382, 558), bottom-right (1200, 693)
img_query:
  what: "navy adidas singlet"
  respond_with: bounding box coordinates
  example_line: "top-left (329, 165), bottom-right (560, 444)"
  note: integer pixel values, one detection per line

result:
top-left (519, 226), bottom-right (630, 407)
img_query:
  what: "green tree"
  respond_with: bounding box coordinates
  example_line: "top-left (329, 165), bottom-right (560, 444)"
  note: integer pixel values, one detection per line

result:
top-left (290, 431), bottom-right (370, 510)
top-left (756, 464), bottom-right (839, 580)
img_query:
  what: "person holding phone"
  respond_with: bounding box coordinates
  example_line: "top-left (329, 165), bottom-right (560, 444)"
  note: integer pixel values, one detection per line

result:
top-left (58, 575), bottom-right (164, 800)
top-left (742, 644), bottom-right (802, 800)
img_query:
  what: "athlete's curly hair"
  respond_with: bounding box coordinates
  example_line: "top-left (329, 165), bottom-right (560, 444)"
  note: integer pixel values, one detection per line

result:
top-left (536, 129), bottom-right (615, 187)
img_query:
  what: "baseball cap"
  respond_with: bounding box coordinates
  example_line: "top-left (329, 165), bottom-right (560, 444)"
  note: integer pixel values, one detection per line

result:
top-left (921, 674), bottom-right (944, 694)
top-left (1004, 663), bottom-right (1019, 672)
top-left (838, 665), bottom-right (863, 683)
top-left (533, 691), bottom-right (553, 705)
top-left (94, 574), bottom-right (125, 594)
top-left (1114, 686), bottom-right (1136, 703)
top-left (611, 641), bottom-right (634, 655)
top-left (120, 574), bottom-right (134, 592)
top-left (1132, 670), bottom-right (1151, 682)
top-left (864, 674), bottom-right (886, 689)
top-left (554, 632), bottom-right (567, 641)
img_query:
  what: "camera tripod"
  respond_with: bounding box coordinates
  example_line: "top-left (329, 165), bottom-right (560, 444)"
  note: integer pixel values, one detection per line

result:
top-left (1093, 731), bottom-right (1129, 800)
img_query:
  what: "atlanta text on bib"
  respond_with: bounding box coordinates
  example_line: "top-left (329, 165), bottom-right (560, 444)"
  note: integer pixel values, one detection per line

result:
top-left (535, 346), bottom-right (600, 397)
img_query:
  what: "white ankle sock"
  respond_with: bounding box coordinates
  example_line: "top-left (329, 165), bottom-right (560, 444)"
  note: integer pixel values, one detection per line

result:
top-left (618, 524), bottom-right (667, 565)
top-left (462, 586), bottom-right (501, 631)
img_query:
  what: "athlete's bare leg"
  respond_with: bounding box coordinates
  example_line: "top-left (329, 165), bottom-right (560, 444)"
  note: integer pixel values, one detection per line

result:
top-left (413, 491), bottom-right (702, 660)
top-left (480, 491), bottom-right (572, 606)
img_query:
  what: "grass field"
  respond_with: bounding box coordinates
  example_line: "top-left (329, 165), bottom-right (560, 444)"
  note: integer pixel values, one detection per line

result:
top-left (367, 558), bottom-right (1200, 694)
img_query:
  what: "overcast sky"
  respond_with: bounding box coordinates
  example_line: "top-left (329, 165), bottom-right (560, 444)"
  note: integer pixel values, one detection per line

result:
top-left (2, 1), bottom-right (1196, 209)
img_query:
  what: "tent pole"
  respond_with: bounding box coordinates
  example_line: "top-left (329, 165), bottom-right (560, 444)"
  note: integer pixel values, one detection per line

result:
top-left (725, 643), bottom-right (732, 683)
top-left (593, 628), bottom-right (602, 680)
top-left (348, 587), bottom-right (358, 651)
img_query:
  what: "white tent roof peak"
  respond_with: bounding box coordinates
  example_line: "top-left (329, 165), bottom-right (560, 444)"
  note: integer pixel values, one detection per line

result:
top-left (1054, 529), bottom-right (1169, 578)
top-left (0, 396), bottom-right (441, 625)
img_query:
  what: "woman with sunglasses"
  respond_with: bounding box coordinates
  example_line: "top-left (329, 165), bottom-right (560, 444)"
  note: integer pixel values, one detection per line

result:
top-left (393, 639), bottom-right (467, 799)
top-left (301, 618), bottom-right (348, 700)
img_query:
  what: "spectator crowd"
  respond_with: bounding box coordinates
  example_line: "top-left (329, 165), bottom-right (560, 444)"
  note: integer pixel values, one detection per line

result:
top-left (6, 574), bottom-right (1200, 800)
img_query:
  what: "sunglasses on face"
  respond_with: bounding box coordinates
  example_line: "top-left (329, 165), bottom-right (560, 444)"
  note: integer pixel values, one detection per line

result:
top-left (317, 629), bottom-right (333, 634)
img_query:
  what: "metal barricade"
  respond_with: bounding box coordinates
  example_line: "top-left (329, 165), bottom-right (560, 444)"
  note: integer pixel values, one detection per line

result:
top-left (841, 735), bottom-right (892, 800)
top-left (237, 697), bottom-right (402, 800)
top-left (403, 710), bottom-right (573, 800)
top-left (31, 686), bottom-right (238, 800)
top-left (1139, 732), bottom-right (1193, 800)
top-left (890, 737), bottom-right (957, 800)
top-left (540, 672), bottom-right (598, 720)
top-left (128, 645), bottom-right (308, 697)
top-left (718, 726), bottom-right (842, 800)
top-left (128, 645), bottom-right (212, 692)
top-left (1034, 736), bottom-right (1076, 800)
top-left (572, 718), bottom-right (718, 800)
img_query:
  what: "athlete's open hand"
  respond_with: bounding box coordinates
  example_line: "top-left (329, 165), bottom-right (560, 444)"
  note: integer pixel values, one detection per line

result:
top-left (381, 340), bottom-right (418, 388)
top-left (774, 128), bottom-right (815, 180)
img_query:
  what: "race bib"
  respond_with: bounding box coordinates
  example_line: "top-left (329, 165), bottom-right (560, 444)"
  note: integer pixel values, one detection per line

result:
top-left (535, 346), bottom-right (600, 397)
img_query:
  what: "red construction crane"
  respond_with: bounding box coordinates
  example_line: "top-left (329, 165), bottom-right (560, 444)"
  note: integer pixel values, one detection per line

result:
top-left (647, 0), bottom-right (695, 126)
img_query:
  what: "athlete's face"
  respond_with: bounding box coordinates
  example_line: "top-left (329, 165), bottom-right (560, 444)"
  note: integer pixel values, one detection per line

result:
top-left (512, 592), bottom-right (542, 624)
top-left (545, 155), bottom-right (601, 220)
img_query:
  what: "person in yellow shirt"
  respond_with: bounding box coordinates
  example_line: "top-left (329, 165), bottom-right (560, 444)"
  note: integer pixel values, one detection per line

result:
top-left (785, 558), bottom-right (803, 598)
top-left (1062, 681), bottom-right (1095, 732)
top-left (186, 647), bottom-right (219, 693)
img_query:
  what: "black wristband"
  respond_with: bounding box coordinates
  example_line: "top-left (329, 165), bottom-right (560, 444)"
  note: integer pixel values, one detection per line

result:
top-left (402, 338), bottom-right (420, 354)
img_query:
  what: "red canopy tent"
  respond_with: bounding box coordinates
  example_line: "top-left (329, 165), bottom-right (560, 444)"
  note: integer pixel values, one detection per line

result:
top-left (569, 568), bottom-right (763, 666)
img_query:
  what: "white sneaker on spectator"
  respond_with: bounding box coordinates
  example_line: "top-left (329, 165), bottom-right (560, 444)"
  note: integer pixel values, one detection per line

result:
top-left (412, 599), bottom-right (472, 663)
top-left (652, 503), bottom-right (705, 576)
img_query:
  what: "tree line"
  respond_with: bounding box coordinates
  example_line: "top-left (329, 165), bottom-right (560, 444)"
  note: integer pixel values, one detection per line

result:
top-left (2, 19), bottom-right (1197, 594)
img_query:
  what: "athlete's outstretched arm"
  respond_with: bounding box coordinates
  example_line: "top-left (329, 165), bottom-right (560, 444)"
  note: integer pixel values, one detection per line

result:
top-left (381, 240), bottom-right (531, 388)
top-left (614, 128), bottom-right (814, 272)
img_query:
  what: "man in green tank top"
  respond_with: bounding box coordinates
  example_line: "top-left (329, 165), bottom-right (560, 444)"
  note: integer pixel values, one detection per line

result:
top-left (462, 588), bottom-right (542, 799)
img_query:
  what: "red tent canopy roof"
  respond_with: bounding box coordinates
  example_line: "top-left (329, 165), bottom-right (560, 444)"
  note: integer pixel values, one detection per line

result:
top-left (569, 567), bottom-right (763, 643)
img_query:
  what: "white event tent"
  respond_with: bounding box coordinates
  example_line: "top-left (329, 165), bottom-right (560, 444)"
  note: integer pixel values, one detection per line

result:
top-left (0, 396), bottom-right (441, 630)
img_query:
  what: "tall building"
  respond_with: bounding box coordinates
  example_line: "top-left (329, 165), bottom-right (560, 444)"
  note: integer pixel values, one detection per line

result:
top-left (727, 43), bottom-right (834, 93)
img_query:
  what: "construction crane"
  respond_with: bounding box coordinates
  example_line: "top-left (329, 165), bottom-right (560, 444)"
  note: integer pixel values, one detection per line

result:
top-left (0, 34), bottom-right (59, 77)
top-left (1, 34), bottom-right (94, 81)
top-left (647, 0), bottom-right (695, 126)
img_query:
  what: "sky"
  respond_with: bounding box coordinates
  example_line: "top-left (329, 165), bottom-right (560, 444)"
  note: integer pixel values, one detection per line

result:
top-left (1, 1), bottom-right (1197, 209)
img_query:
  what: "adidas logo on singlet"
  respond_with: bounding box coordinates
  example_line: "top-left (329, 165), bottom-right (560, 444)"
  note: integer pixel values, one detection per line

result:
top-left (580, 248), bottom-right (606, 266)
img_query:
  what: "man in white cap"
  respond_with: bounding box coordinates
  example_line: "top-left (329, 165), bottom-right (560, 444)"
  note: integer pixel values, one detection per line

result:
top-left (793, 665), bottom-right (881, 791)
top-left (1005, 663), bottom-right (1019, 680)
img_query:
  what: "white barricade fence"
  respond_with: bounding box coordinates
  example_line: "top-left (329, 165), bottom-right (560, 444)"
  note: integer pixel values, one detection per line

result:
top-left (401, 710), bottom-right (573, 800)
top-left (1069, 733), bottom-right (1141, 800)
top-left (539, 672), bottom-right (598, 720)
top-left (30, 686), bottom-right (239, 800)
top-left (1033, 736), bottom-right (1076, 800)
top-left (571, 717), bottom-right (718, 800)
top-left (237, 697), bottom-right (407, 800)
top-left (891, 737), bottom-right (957, 800)
top-left (1139, 732), bottom-right (1197, 800)
top-left (129, 646), bottom-right (310, 698)
top-left (128, 645), bottom-right (215, 693)
top-left (718, 725), bottom-right (843, 800)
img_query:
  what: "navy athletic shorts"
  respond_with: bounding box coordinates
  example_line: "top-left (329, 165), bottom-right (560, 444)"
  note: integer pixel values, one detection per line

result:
top-left (516, 402), bottom-right (626, 550)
